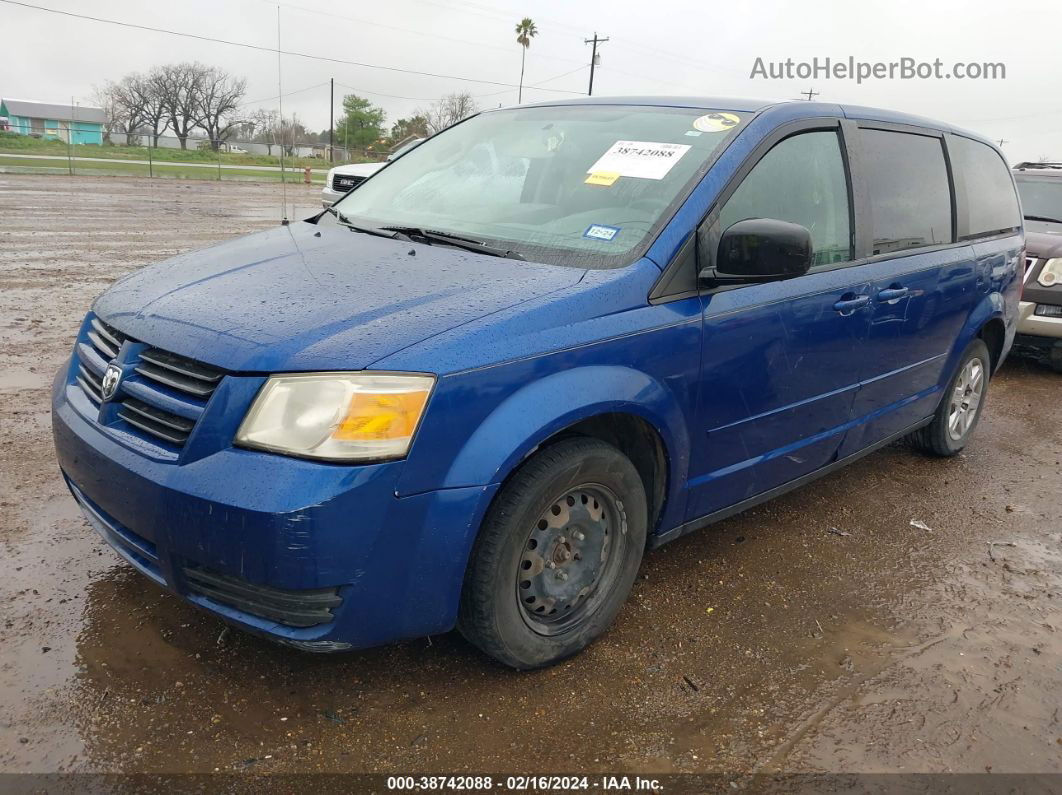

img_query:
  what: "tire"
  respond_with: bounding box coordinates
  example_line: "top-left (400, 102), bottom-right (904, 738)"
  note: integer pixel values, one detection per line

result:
top-left (458, 437), bottom-right (647, 670)
top-left (909, 338), bottom-right (991, 457)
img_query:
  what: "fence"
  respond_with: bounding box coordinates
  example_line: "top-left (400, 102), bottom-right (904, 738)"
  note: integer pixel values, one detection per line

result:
top-left (0, 127), bottom-right (388, 185)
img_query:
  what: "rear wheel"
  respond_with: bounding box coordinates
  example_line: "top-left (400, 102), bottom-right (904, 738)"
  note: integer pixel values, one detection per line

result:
top-left (458, 438), bottom-right (647, 669)
top-left (909, 338), bottom-right (991, 457)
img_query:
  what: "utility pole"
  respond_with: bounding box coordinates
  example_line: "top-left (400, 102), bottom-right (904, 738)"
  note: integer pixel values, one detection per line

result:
top-left (997, 138), bottom-right (1008, 148)
top-left (584, 32), bottom-right (609, 96)
top-left (800, 87), bottom-right (820, 101)
top-left (329, 78), bottom-right (334, 164)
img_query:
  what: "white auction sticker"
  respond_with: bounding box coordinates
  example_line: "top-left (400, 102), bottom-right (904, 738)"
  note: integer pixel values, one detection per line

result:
top-left (587, 140), bottom-right (691, 180)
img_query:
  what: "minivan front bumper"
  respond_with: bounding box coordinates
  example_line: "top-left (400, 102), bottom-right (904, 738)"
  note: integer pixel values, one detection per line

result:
top-left (51, 363), bottom-right (497, 651)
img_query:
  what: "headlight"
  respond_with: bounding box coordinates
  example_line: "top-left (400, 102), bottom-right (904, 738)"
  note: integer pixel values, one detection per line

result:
top-left (1038, 258), bottom-right (1062, 288)
top-left (235, 372), bottom-right (434, 462)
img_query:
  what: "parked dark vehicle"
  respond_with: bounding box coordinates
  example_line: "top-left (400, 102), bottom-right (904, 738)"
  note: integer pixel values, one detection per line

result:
top-left (1013, 162), bottom-right (1062, 371)
top-left (52, 98), bottom-right (1023, 668)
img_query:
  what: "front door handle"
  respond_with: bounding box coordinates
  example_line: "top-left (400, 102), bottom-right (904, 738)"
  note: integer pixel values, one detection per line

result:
top-left (834, 294), bottom-right (870, 316)
top-left (877, 286), bottom-right (910, 303)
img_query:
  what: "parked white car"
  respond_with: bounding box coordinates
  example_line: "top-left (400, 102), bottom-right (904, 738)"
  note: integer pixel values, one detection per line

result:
top-left (321, 138), bottom-right (425, 207)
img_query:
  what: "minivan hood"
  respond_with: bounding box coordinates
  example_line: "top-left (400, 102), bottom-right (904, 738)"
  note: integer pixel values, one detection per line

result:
top-left (93, 221), bottom-right (584, 372)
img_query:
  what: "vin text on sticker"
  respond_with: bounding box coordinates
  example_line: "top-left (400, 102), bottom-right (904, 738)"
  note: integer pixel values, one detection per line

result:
top-left (587, 141), bottom-right (691, 180)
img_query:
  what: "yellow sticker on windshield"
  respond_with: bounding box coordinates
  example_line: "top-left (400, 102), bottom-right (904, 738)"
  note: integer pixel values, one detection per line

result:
top-left (693, 112), bottom-right (741, 133)
top-left (585, 171), bottom-right (620, 187)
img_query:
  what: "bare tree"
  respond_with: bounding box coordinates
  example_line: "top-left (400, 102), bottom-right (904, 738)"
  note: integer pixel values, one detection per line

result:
top-left (95, 76), bottom-right (148, 145)
top-left (152, 63), bottom-right (206, 150)
top-left (249, 109), bottom-right (281, 155)
top-left (278, 114), bottom-right (308, 156)
top-left (195, 67), bottom-right (247, 150)
top-left (419, 93), bottom-right (479, 134)
top-left (91, 85), bottom-right (124, 144)
top-left (133, 72), bottom-right (169, 146)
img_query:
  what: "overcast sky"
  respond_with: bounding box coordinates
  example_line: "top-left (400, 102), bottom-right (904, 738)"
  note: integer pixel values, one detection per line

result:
top-left (1, 0), bottom-right (1059, 162)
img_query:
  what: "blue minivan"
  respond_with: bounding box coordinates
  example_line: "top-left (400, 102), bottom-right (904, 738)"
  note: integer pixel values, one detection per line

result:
top-left (52, 97), bottom-right (1023, 668)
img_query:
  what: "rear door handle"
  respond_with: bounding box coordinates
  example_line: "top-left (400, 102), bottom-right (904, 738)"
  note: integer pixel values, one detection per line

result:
top-left (877, 286), bottom-right (910, 303)
top-left (834, 294), bottom-right (870, 315)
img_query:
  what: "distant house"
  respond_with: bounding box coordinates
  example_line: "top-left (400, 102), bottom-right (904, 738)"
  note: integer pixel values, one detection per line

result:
top-left (0, 98), bottom-right (106, 145)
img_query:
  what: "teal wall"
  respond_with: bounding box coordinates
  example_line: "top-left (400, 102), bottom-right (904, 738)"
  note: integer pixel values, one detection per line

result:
top-left (4, 114), bottom-right (103, 145)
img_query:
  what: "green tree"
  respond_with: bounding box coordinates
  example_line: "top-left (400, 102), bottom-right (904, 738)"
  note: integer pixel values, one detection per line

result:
top-left (389, 115), bottom-right (429, 144)
top-left (334, 94), bottom-right (386, 150)
top-left (515, 17), bottom-right (538, 104)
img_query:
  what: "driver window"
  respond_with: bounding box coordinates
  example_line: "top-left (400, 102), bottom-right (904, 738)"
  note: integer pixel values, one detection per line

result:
top-left (717, 131), bottom-right (852, 267)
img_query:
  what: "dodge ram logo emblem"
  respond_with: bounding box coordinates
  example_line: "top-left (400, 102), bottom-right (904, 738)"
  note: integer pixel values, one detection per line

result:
top-left (101, 364), bottom-right (122, 401)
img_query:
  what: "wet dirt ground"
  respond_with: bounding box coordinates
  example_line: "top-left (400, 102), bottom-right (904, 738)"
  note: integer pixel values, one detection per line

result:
top-left (0, 175), bottom-right (1059, 780)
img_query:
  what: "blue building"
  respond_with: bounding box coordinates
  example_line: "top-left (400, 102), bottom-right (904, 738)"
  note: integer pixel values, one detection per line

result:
top-left (0, 98), bottom-right (106, 145)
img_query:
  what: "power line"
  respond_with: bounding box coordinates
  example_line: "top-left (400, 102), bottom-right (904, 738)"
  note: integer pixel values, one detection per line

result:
top-left (244, 81), bottom-right (329, 106)
top-left (333, 82), bottom-right (439, 103)
top-left (259, 0), bottom-right (587, 67)
top-left (384, 0), bottom-right (751, 84)
top-left (403, 0), bottom-right (751, 81)
top-left (335, 65), bottom-right (588, 104)
top-left (0, 0), bottom-right (584, 95)
top-left (471, 65), bottom-right (589, 99)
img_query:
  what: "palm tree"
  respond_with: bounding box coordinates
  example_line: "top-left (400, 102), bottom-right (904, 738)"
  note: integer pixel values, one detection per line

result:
top-left (515, 17), bottom-right (538, 104)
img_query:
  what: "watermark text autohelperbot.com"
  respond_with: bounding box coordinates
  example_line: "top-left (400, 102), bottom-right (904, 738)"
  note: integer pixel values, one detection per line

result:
top-left (750, 56), bottom-right (1006, 83)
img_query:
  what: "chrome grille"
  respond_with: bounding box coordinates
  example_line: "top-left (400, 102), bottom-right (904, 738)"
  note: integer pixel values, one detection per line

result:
top-left (117, 397), bottom-right (197, 446)
top-left (72, 314), bottom-right (227, 451)
top-left (121, 348), bottom-right (224, 448)
top-left (74, 317), bottom-right (125, 406)
top-left (332, 173), bottom-right (365, 191)
top-left (135, 348), bottom-right (224, 399)
top-left (86, 316), bottom-right (126, 360)
top-left (76, 365), bottom-right (104, 404)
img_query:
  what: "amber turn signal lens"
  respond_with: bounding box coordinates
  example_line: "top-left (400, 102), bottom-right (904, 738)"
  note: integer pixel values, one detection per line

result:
top-left (334, 390), bottom-right (431, 441)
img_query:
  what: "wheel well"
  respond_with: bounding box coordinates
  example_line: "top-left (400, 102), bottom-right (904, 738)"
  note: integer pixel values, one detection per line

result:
top-left (546, 413), bottom-right (668, 534)
top-left (979, 318), bottom-right (1006, 373)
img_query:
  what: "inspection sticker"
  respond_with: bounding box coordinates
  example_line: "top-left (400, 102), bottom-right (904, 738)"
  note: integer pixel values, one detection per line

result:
top-left (583, 224), bottom-right (620, 242)
top-left (585, 171), bottom-right (620, 187)
top-left (692, 112), bottom-right (741, 133)
top-left (587, 140), bottom-right (691, 180)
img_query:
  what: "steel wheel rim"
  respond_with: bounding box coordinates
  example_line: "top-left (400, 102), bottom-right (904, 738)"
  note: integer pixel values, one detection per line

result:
top-left (516, 484), bottom-right (628, 637)
top-left (947, 357), bottom-right (985, 441)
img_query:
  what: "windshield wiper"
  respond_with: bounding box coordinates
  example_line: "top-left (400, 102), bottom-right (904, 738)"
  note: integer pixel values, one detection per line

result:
top-left (1024, 214), bottom-right (1062, 224)
top-left (380, 226), bottom-right (525, 260)
top-left (324, 207), bottom-right (411, 240)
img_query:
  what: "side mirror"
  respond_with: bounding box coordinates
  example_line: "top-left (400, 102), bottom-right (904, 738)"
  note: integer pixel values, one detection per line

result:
top-left (700, 218), bottom-right (813, 284)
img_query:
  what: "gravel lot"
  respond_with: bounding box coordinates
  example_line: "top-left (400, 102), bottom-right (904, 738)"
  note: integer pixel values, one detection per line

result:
top-left (1, 175), bottom-right (1059, 779)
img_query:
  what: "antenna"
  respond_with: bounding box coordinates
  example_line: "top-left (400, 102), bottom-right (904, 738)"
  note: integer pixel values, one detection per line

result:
top-left (277, 5), bottom-right (288, 225)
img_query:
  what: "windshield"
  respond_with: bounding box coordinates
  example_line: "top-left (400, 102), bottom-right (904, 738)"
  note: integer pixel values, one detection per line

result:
top-left (330, 105), bottom-right (745, 267)
top-left (1015, 175), bottom-right (1062, 223)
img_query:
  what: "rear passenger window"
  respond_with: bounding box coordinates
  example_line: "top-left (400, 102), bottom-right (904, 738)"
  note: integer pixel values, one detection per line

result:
top-left (861, 129), bottom-right (953, 255)
top-left (717, 131), bottom-right (852, 267)
top-left (951, 136), bottom-right (1021, 238)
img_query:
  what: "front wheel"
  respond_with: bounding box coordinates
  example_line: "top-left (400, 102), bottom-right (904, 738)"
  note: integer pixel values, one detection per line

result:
top-left (458, 438), bottom-right (647, 669)
top-left (909, 338), bottom-right (991, 457)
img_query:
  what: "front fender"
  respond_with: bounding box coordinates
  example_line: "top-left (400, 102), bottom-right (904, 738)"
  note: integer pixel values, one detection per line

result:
top-left (441, 364), bottom-right (690, 504)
